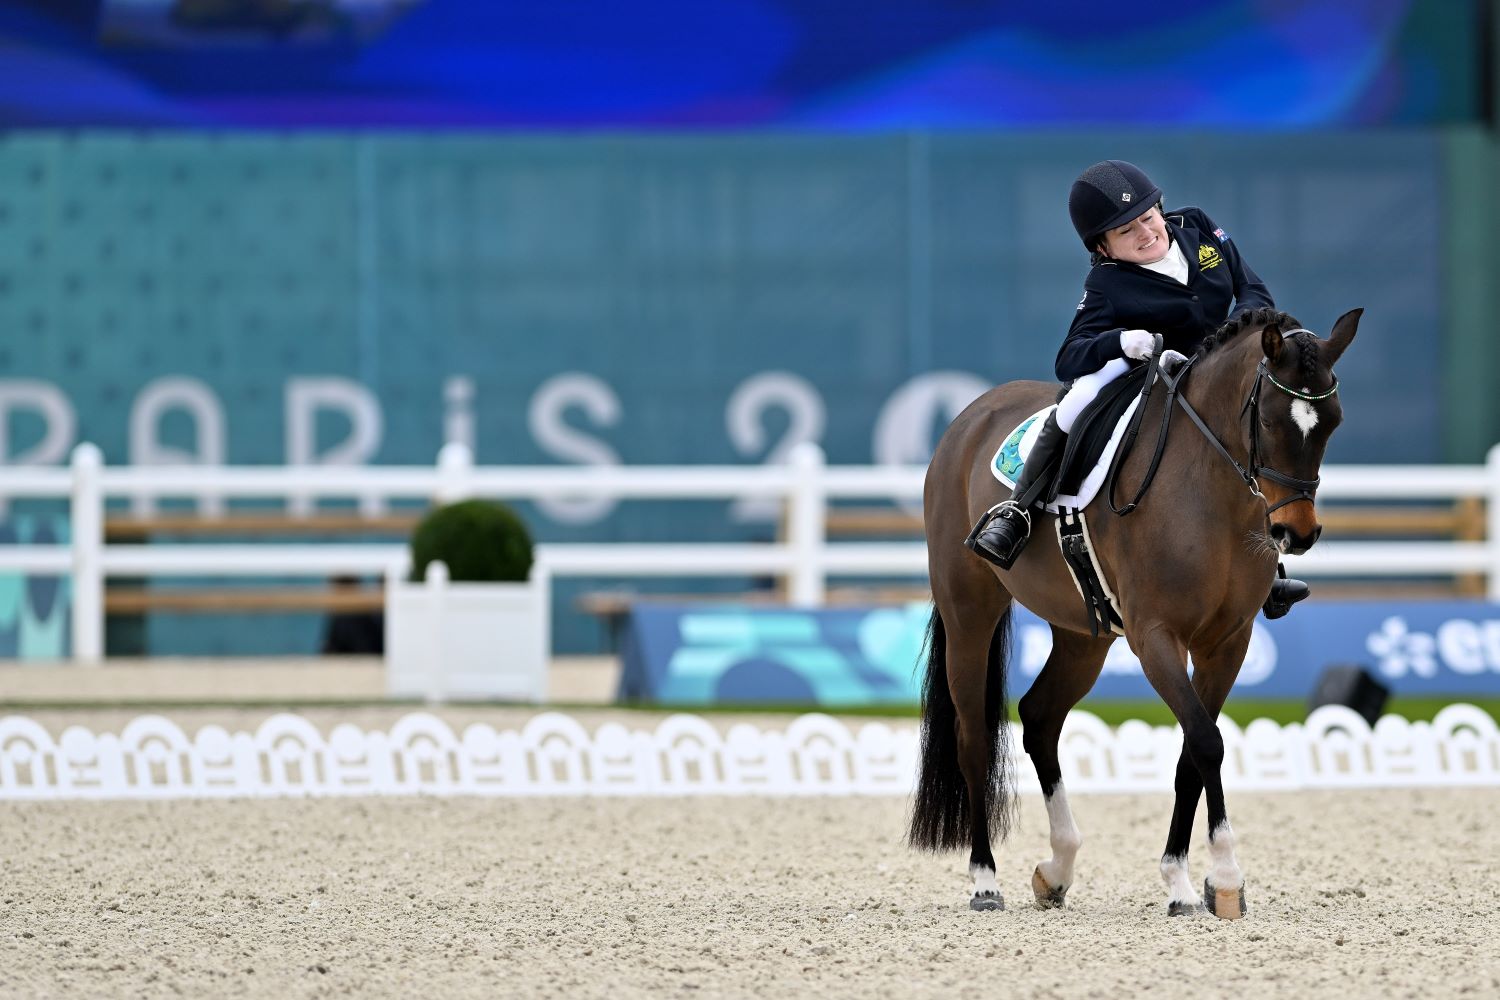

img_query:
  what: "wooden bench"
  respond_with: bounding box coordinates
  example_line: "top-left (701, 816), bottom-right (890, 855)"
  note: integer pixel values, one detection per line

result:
top-left (103, 494), bottom-right (1492, 621)
top-left (104, 512), bottom-right (416, 616)
top-left (104, 587), bottom-right (385, 614)
top-left (819, 500), bottom-right (1489, 540)
top-left (105, 512), bottom-right (421, 540)
top-left (816, 498), bottom-right (1490, 596)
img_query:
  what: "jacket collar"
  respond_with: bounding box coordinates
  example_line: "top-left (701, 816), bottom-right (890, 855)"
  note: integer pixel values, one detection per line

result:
top-left (1167, 216), bottom-right (1202, 284)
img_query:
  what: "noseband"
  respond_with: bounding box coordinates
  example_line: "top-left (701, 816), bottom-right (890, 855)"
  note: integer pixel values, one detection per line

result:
top-left (1237, 337), bottom-right (1338, 512)
top-left (1107, 331), bottom-right (1337, 518)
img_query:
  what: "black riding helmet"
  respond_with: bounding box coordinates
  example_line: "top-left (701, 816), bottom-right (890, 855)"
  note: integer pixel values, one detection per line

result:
top-left (1068, 160), bottom-right (1163, 250)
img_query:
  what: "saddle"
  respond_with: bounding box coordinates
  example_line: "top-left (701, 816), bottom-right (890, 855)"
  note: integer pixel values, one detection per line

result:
top-left (989, 362), bottom-right (1151, 514)
top-left (1053, 363), bottom-right (1151, 498)
top-left (988, 355), bottom-right (1164, 637)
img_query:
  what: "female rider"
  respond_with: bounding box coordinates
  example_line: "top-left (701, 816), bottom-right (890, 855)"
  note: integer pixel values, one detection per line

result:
top-left (966, 159), bottom-right (1308, 619)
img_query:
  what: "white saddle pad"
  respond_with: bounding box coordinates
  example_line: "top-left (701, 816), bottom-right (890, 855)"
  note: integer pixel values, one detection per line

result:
top-left (989, 397), bottom-right (1144, 514)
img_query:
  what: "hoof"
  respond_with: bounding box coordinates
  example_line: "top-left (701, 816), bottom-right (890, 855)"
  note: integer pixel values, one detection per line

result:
top-left (1167, 899), bottom-right (1206, 917)
top-left (1204, 878), bottom-right (1247, 920)
top-left (969, 890), bottom-right (1005, 912)
top-left (1031, 866), bottom-right (1068, 909)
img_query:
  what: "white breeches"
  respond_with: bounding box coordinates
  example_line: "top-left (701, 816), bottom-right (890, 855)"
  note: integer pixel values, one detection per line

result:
top-left (1055, 358), bottom-right (1131, 433)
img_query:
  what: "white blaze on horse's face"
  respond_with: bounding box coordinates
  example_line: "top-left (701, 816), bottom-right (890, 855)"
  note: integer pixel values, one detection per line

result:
top-left (1290, 397), bottom-right (1319, 439)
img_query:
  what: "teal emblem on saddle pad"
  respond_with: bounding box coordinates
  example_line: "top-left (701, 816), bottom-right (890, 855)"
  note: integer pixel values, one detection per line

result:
top-left (994, 414), bottom-right (1039, 482)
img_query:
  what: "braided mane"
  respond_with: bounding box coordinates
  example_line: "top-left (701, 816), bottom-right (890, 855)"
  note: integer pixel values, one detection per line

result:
top-left (1196, 306), bottom-right (1300, 357)
top-left (1196, 305), bottom-right (1324, 386)
top-left (1291, 330), bottom-right (1322, 385)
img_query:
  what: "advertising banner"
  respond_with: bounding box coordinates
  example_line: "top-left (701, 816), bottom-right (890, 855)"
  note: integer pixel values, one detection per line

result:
top-left (618, 600), bottom-right (1500, 705)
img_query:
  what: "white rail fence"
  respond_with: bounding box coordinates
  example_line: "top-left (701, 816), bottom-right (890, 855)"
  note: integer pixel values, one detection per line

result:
top-left (1, 705), bottom-right (1496, 801)
top-left (2, 441), bottom-right (1500, 664)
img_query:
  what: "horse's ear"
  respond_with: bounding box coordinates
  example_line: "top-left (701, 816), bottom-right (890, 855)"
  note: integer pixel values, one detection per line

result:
top-left (1261, 321), bottom-right (1284, 363)
top-left (1323, 307), bottom-right (1362, 366)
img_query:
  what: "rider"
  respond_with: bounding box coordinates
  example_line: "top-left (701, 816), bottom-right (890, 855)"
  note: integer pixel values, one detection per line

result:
top-left (965, 159), bottom-right (1309, 620)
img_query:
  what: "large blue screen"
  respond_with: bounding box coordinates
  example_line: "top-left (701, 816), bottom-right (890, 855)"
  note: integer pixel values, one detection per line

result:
top-left (0, 1), bottom-right (1480, 128)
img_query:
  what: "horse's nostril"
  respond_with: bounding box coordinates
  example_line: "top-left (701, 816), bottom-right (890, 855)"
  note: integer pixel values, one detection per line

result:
top-left (1270, 523), bottom-right (1288, 540)
top-left (1312, 525), bottom-right (1323, 545)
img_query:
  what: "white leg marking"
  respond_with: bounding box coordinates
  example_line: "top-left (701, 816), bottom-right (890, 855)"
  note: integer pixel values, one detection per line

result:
top-left (1290, 399), bottom-right (1319, 439)
top-left (970, 863), bottom-right (1000, 898)
top-left (1207, 820), bottom-right (1244, 890)
top-left (1036, 784), bottom-right (1082, 889)
top-left (1160, 854), bottom-right (1199, 907)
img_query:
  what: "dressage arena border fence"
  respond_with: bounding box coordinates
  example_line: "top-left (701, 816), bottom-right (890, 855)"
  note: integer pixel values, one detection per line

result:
top-left (4, 441), bottom-right (1500, 662)
top-left (1, 706), bottom-right (1496, 802)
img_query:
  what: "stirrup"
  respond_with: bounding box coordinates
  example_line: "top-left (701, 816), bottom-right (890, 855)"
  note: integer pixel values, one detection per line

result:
top-left (964, 501), bottom-right (1033, 569)
top-left (973, 500), bottom-right (1030, 536)
top-left (1262, 566), bottom-right (1310, 620)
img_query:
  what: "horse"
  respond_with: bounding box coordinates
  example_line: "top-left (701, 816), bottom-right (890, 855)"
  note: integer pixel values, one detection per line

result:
top-left (910, 306), bottom-right (1361, 917)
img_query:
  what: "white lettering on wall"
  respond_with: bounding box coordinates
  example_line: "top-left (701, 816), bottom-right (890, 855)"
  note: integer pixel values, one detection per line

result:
top-left (873, 371), bottom-right (990, 466)
top-left (0, 380), bottom-right (77, 519)
top-left (726, 371), bottom-right (825, 523)
top-left (873, 371), bottom-right (989, 514)
top-left (129, 377), bottom-right (228, 516)
top-left (0, 380), bottom-right (77, 467)
top-left (443, 376), bottom-right (475, 453)
top-left (285, 377), bottom-right (385, 516)
top-left (528, 373), bottom-right (621, 524)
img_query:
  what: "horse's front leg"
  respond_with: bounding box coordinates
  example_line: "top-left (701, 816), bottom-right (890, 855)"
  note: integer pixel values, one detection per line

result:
top-left (1159, 747), bottom-right (1247, 918)
top-left (1188, 627), bottom-right (1254, 919)
top-left (1160, 747), bottom-right (1206, 916)
top-left (1133, 625), bottom-right (1249, 920)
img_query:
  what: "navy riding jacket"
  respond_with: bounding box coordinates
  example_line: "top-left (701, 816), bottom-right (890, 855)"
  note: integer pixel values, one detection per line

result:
top-left (1055, 207), bottom-right (1273, 381)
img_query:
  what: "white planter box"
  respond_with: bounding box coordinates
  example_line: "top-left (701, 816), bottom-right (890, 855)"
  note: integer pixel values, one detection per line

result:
top-left (385, 562), bottom-right (548, 702)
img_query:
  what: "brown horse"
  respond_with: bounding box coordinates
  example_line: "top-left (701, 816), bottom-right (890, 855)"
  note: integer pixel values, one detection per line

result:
top-left (910, 306), bottom-right (1361, 917)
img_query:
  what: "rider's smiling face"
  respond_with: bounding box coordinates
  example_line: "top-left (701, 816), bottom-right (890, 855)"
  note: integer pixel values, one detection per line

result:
top-left (1100, 206), bottom-right (1170, 265)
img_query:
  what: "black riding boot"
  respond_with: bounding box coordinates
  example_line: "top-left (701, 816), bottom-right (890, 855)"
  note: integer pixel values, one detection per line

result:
top-left (1262, 563), bottom-right (1310, 620)
top-left (965, 412), bottom-right (1068, 570)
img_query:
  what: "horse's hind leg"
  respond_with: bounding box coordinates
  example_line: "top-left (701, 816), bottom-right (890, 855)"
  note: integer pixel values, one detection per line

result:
top-left (1141, 625), bottom-right (1253, 919)
top-left (944, 593), bottom-right (1012, 910)
top-left (921, 544), bottom-right (1014, 911)
top-left (1017, 626), bottom-right (1113, 908)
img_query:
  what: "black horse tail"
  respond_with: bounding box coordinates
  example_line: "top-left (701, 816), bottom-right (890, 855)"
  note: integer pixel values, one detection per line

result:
top-left (906, 605), bottom-right (1015, 852)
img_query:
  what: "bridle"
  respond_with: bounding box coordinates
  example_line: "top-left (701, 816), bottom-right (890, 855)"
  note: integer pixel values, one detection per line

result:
top-left (1108, 330), bottom-right (1337, 517)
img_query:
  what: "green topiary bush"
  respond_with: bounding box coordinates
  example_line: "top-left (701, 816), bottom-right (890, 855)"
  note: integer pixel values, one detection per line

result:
top-left (409, 499), bottom-right (534, 583)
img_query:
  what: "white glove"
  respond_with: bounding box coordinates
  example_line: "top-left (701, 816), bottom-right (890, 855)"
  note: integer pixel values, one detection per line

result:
top-left (1160, 349), bottom-right (1189, 372)
top-left (1119, 329), bottom-right (1156, 360)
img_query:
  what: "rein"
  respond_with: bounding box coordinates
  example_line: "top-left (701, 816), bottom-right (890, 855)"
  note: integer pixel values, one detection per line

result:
top-left (1106, 329), bottom-right (1336, 517)
top-left (1104, 337), bottom-right (1171, 515)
